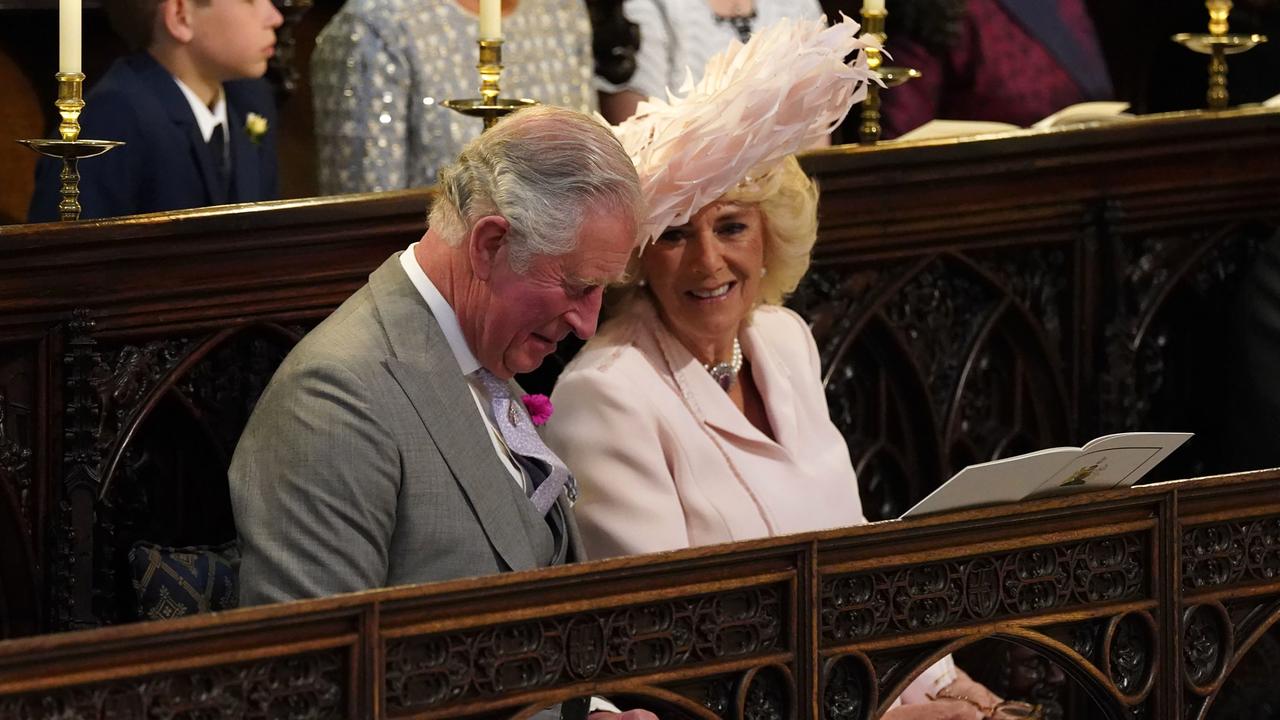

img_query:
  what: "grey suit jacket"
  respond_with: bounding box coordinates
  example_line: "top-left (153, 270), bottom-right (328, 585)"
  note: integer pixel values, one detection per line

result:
top-left (231, 254), bottom-right (585, 605)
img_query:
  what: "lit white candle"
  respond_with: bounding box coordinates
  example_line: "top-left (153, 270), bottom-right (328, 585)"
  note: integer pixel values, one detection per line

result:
top-left (479, 0), bottom-right (501, 39)
top-left (862, 0), bottom-right (885, 13)
top-left (59, 0), bottom-right (81, 74)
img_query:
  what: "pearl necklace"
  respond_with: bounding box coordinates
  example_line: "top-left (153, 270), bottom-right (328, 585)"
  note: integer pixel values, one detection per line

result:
top-left (703, 338), bottom-right (744, 392)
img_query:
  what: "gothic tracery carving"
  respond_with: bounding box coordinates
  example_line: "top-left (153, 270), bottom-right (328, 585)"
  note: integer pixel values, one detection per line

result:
top-left (881, 260), bottom-right (999, 422)
top-left (1106, 612), bottom-right (1154, 699)
top-left (741, 665), bottom-right (791, 720)
top-left (974, 247), bottom-right (1069, 359)
top-left (1183, 517), bottom-right (1280, 592)
top-left (1183, 604), bottom-right (1229, 690)
top-left (0, 650), bottom-right (344, 719)
top-left (822, 654), bottom-right (873, 720)
top-left (821, 534), bottom-right (1145, 643)
top-left (384, 586), bottom-right (784, 712)
top-left (0, 391), bottom-right (33, 537)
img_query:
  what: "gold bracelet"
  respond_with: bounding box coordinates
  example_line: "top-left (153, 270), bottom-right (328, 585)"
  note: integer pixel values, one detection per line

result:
top-left (927, 691), bottom-right (991, 714)
top-left (926, 692), bottom-right (1042, 719)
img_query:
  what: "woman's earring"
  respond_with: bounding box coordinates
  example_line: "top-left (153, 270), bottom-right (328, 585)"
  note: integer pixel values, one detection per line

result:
top-left (638, 278), bottom-right (648, 287)
top-left (760, 267), bottom-right (768, 277)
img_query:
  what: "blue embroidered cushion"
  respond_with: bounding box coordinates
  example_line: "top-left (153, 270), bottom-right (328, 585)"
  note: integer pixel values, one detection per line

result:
top-left (128, 540), bottom-right (240, 621)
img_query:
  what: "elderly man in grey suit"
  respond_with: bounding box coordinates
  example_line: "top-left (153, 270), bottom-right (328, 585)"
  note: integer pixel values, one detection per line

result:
top-left (232, 104), bottom-right (654, 708)
top-left (231, 107), bottom-right (655, 718)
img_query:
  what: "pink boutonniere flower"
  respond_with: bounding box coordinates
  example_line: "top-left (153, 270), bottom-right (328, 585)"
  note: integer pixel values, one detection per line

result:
top-left (521, 394), bottom-right (554, 426)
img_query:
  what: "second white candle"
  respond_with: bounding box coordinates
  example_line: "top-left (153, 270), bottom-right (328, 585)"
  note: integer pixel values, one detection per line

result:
top-left (59, 0), bottom-right (81, 74)
top-left (479, 0), bottom-right (501, 39)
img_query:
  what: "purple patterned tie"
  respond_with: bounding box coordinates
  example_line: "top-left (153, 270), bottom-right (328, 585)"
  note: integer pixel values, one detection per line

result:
top-left (473, 369), bottom-right (576, 515)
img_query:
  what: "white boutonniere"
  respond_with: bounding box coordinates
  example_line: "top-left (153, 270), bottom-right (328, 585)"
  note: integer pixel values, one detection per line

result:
top-left (245, 112), bottom-right (269, 144)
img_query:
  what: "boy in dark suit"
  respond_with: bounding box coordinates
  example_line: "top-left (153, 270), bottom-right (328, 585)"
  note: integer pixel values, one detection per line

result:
top-left (29, 0), bottom-right (283, 221)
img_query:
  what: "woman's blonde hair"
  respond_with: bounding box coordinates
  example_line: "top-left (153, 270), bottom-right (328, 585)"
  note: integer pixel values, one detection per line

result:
top-left (721, 155), bottom-right (818, 306)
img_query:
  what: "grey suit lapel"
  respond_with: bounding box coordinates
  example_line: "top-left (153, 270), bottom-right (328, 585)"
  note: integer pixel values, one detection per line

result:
top-left (558, 494), bottom-right (586, 563)
top-left (370, 255), bottom-right (539, 573)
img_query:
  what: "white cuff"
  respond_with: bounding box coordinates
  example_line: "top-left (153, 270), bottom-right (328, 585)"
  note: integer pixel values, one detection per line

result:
top-left (588, 696), bottom-right (622, 714)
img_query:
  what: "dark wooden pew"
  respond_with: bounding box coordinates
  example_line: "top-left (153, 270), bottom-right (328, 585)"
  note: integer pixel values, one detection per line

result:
top-left (0, 107), bottom-right (1278, 648)
top-left (1, 470), bottom-right (1278, 719)
top-left (0, 189), bottom-right (430, 637)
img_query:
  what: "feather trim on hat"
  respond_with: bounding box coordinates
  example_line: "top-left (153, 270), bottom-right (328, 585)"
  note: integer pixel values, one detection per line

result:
top-left (614, 14), bottom-right (881, 249)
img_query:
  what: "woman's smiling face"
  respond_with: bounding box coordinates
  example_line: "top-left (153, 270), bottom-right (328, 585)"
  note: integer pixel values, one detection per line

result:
top-left (640, 200), bottom-right (766, 359)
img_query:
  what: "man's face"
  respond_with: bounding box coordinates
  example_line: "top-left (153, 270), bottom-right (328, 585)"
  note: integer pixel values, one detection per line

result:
top-left (188, 0), bottom-right (283, 80)
top-left (468, 205), bottom-right (636, 379)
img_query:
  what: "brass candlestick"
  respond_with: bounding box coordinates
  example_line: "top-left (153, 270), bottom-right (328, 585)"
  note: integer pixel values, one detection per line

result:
top-left (443, 39), bottom-right (537, 130)
top-left (1172, 0), bottom-right (1267, 110)
top-left (858, 9), bottom-right (921, 145)
top-left (18, 72), bottom-right (123, 222)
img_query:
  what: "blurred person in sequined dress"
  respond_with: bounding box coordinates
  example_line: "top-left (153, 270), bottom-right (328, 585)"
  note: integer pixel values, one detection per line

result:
top-left (310, 0), bottom-right (596, 194)
top-left (597, 0), bottom-right (824, 123)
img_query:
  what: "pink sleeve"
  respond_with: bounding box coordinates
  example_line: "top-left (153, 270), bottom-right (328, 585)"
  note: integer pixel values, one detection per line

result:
top-left (891, 655), bottom-right (959, 707)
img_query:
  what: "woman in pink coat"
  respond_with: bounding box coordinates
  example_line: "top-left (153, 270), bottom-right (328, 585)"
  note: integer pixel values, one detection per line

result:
top-left (547, 155), bottom-right (864, 556)
top-left (545, 15), bottom-right (1017, 720)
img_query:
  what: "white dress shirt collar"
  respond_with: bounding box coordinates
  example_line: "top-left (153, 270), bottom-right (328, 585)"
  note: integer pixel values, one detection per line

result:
top-left (399, 244), bottom-right (482, 375)
top-left (172, 76), bottom-right (228, 144)
top-left (398, 244), bottom-right (527, 492)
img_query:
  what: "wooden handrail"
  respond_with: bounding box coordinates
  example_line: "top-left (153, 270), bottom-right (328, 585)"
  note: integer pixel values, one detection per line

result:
top-left (1, 470), bottom-right (1277, 719)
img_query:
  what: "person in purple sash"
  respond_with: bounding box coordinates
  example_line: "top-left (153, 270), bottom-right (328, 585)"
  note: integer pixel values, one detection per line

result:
top-left (880, 0), bottom-right (1113, 138)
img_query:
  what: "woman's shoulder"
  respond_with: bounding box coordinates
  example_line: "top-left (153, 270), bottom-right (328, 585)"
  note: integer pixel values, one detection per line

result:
top-left (750, 304), bottom-right (811, 339)
top-left (549, 303), bottom-right (672, 434)
top-left (748, 304), bottom-right (820, 369)
top-left (558, 303), bottom-right (658, 384)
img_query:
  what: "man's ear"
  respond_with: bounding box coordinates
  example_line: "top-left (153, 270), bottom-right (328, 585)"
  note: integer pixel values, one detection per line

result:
top-left (467, 215), bottom-right (511, 281)
top-left (158, 0), bottom-right (196, 44)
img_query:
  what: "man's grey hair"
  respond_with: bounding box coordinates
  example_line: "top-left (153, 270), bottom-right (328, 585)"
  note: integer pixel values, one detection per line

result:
top-left (428, 106), bottom-right (643, 272)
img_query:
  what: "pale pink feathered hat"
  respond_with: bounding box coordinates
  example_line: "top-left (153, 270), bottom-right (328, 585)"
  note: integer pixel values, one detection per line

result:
top-left (613, 14), bottom-right (881, 249)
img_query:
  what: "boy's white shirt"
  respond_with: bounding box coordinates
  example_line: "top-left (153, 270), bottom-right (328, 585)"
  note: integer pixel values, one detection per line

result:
top-left (172, 75), bottom-right (228, 145)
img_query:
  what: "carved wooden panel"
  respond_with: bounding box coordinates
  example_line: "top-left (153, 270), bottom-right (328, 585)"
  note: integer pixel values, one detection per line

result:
top-left (820, 532), bottom-right (1146, 645)
top-left (1199, 605), bottom-right (1280, 720)
top-left (1182, 515), bottom-right (1280, 595)
top-left (50, 319), bottom-right (312, 629)
top-left (0, 187), bottom-right (421, 638)
top-left (790, 262), bottom-right (939, 518)
top-left (0, 346), bottom-right (35, 541)
top-left (0, 107), bottom-right (1275, 720)
top-left (1183, 602), bottom-right (1231, 693)
top-left (0, 649), bottom-right (347, 719)
top-left (791, 246), bottom-right (1075, 519)
top-left (0, 341), bottom-right (38, 637)
top-left (818, 524), bottom-right (1154, 719)
top-left (384, 584), bottom-right (788, 715)
top-left (0, 472), bottom-right (1277, 720)
top-left (1098, 221), bottom-right (1273, 480)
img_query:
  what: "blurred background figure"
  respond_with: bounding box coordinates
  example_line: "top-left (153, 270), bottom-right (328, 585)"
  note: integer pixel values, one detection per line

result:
top-left (589, 0), bottom-right (642, 96)
top-left (310, 0), bottom-right (595, 194)
top-left (597, 0), bottom-right (825, 123)
top-left (878, 0), bottom-right (1113, 138)
top-left (27, 0), bottom-right (282, 221)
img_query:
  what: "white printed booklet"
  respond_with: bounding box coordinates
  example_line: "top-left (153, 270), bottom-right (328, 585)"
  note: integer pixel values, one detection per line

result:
top-left (902, 432), bottom-right (1192, 518)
